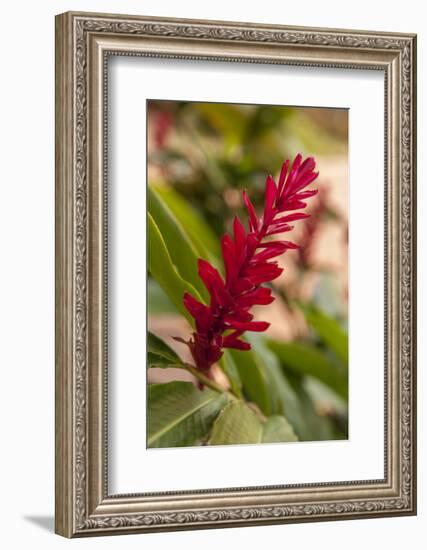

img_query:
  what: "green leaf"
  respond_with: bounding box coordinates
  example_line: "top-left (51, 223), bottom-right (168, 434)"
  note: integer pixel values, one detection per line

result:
top-left (219, 350), bottom-right (243, 398)
top-left (262, 416), bottom-right (298, 443)
top-left (300, 304), bottom-right (348, 366)
top-left (304, 376), bottom-right (348, 435)
top-left (148, 186), bottom-right (208, 301)
top-left (267, 340), bottom-right (348, 399)
top-left (246, 334), bottom-right (331, 441)
top-left (147, 381), bottom-right (228, 448)
top-left (147, 212), bottom-right (202, 324)
top-left (289, 377), bottom-right (336, 441)
top-left (152, 184), bottom-right (221, 265)
top-left (266, 367), bottom-right (307, 437)
top-left (147, 332), bottom-right (183, 369)
top-left (243, 333), bottom-right (289, 418)
top-left (228, 348), bottom-right (272, 416)
top-left (209, 401), bottom-right (262, 445)
top-left (209, 402), bottom-right (298, 446)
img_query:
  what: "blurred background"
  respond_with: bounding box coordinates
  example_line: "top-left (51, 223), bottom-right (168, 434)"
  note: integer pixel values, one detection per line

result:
top-left (147, 100), bottom-right (349, 441)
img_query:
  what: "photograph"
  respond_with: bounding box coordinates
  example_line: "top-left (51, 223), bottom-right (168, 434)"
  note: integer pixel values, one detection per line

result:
top-left (147, 100), bottom-right (349, 448)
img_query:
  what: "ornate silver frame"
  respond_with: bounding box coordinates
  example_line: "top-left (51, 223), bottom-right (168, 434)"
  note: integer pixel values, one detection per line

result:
top-left (55, 11), bottom-right (417, 537)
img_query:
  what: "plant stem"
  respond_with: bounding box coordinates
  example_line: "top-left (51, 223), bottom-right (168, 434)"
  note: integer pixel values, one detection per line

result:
top-left (182, 364), bottom-right (228, 394)
top-left (164, 362), bottom-right (239, 397)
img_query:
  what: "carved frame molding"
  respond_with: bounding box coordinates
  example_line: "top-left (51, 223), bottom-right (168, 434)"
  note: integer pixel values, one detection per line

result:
top-left (55, 11), bottom-right (416, 537)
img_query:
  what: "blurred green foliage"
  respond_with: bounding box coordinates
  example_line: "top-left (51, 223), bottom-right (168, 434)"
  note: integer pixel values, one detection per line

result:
top-left (148, 100), bottom-right (347, 238)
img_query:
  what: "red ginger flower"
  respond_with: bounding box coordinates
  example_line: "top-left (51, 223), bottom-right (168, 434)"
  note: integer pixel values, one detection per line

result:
top-left (179, 153), bottom-right (319, 374)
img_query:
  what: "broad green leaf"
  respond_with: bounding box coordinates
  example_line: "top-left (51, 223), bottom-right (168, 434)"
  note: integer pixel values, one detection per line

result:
top-left (304, 377), bottom-right (348, 439)
top-left (229, 348), bottom-right (272, 416)
top-left (147, 381), bottom-right (228, 448)
top-left (147, 332), bottom-right (183, 369)
top-left (244, 333), bottom-right (291, 418)
top-left (262, 416), bottom-right (298, 443)
top-left (148, 186), bottom-right (208, 301)
top-left (244, 334), bottom-right (279, 404)
top-left (276, 369), bottom-right (335, 441)
top-left (148, 213), bottom-right (202, 324)
top-left (209, 402), bottom-right (298, 446)
top-left (267, 340), bottom-right (348, 399)
top-left (246, 334), bottom-right (330, 441)
top-left (266, 367), bottom-right (307, 438)
top-left (270, 368), bottom-right (312, 439)
top-left (219, 350), bottom-right (243, 398)
top-left (153, 184), bottom-right (221, 264)
top-left (289, 376), bottom-right (336, 441)
top-left (300, 304), bottom-right (348, 366)
top-left (209, 401), bottom-right (262, 445)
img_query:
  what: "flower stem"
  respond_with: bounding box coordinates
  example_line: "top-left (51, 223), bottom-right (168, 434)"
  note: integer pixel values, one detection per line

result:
top-left (167, 362), bottom-right (239, 397)
top-left (182, 363), bottom-right (228, 394)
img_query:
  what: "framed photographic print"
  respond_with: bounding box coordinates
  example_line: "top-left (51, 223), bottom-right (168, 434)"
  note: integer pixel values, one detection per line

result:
top-left (55, 11), bottom-right (417, 537)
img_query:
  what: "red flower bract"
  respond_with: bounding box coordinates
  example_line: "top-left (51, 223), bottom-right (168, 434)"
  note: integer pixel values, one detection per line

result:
top-left (178, 153), bottom-right (319, 374)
